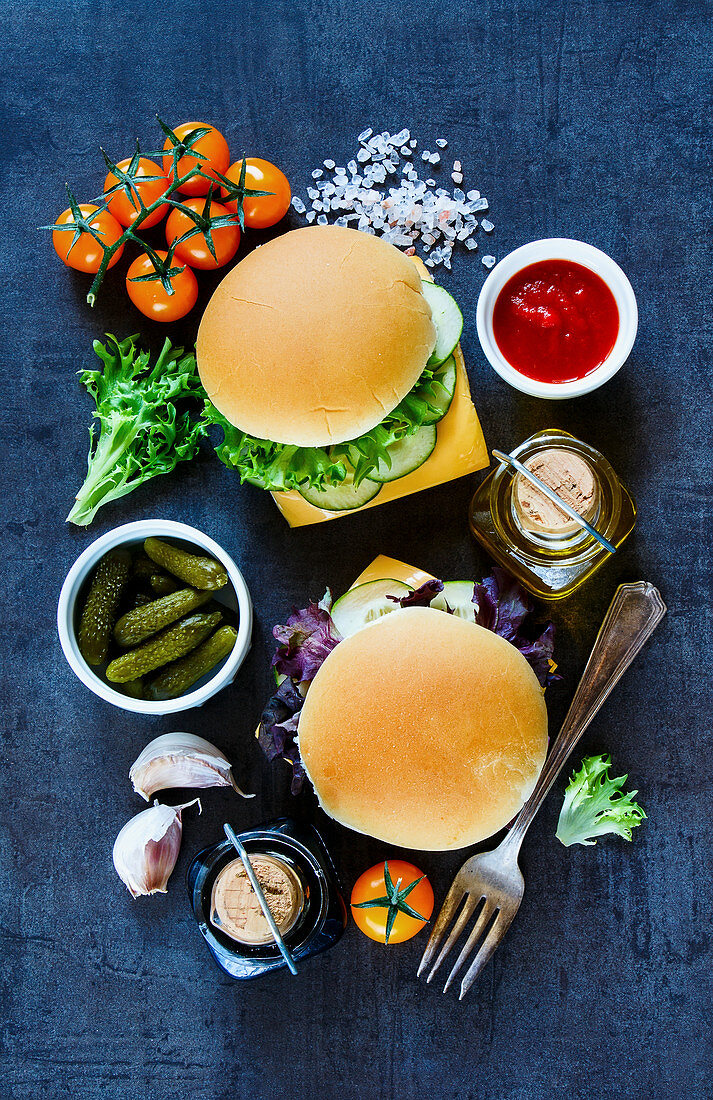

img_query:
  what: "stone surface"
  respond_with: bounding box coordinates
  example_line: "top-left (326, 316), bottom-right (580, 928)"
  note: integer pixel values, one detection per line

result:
top-left (2, 2), bottom-right (711, 1097)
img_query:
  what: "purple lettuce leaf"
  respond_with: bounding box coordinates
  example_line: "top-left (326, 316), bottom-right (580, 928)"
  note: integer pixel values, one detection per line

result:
top-left (271, 589), bottom-right (341, 682)
top-left (474, 567), bottom-right (560, 687)
top-left (258, 677), bottom-right (304, 760)
top-left (387, 578), bottom-right (445, 607)
top-left (257, 677), bottom-right (307, 792)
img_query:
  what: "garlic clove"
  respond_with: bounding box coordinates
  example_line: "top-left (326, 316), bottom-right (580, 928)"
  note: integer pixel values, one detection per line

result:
top-left (112, 798), bottom-right (201, 899)
top-left (129, 732), bottom-right (253, 802)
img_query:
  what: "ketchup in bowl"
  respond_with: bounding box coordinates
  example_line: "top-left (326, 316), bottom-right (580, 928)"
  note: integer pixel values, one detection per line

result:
top-left (492, 259), bottom-right (619, 384)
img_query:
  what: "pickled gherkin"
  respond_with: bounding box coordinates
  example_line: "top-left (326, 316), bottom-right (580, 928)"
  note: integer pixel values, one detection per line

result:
top-left (78, 549), bottom-right (131, 666)
top-left (129, 591), bottom-right (152, 610)
top-left (106, 611), bottom-right (222, 683)
top-left (144, 537), bottom-right (227, 591)
top-left (114, 587), bottom-right (212, 647)
top-left (120, 678), bottom-right (145, 700)
top-left (146, 626), bottom-right (238, 700)
top-left (132, 552), bottom-right (157, 580)
top-left (150, 573), bottom-right (178, 596)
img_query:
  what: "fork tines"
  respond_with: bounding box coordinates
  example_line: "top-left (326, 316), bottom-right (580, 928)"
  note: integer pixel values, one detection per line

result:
top-left (418, 883), bottom-right (516, 999)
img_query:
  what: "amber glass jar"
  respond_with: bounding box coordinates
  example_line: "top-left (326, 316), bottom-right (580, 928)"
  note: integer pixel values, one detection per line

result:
top-left (469, 429), bottom-right (636, 600)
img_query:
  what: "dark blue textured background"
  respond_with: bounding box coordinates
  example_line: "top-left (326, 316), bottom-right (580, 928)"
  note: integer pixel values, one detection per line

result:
top-left (2, 2), bottom-right (712, 1097)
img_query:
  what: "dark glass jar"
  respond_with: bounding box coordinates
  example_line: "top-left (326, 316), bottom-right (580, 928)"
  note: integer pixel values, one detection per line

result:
top-left (187, 818), bottom-right (347, 979)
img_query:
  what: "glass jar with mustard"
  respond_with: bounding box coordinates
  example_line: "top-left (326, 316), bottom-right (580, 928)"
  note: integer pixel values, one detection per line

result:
top-left (469, 429), bottom-right (636, 600)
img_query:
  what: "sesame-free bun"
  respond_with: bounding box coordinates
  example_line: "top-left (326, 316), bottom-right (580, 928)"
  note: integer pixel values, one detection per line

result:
top-left (298, 607), bottom-right (548, 851)
top-left (196, 226), bottom-right (436, 447)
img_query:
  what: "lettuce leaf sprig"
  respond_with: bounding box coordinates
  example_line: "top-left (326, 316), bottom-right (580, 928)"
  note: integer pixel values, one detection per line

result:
top-left (202, 361), bottom-right (449, 493)
top-left (67, 334), bottom-right (206, 527)
top-left (556, 755), bottom-right (646, 847)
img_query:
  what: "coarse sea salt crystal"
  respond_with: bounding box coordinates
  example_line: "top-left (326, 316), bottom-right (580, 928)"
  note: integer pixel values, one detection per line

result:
top-left (481, 219), bottom-right (494, 233)
top-left (451, 171), bottom-right (463, 184)
top-left (294, 128), bottom-right (494, 270)
top-left (291, 196), bottom-right (306, 213)
top-left (358, 128), bottom-right (373, 142)
top-left (482, 254), bottom-right (496, 267)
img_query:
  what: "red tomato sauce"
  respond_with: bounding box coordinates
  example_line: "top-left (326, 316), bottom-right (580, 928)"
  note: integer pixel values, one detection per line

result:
top-left (492, 259), bottom-right (619, 384)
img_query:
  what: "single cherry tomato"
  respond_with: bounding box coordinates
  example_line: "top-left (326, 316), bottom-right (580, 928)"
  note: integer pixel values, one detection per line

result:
top-left (222, 158), bottom-right (291, 228)
top-left (350, 860), bottom-right (434, 945)
top-left (125, 250), bottom-right (198, 322)
top-left (163, 122), bottom-right (230, 196)
top-left (52, 204), bottom-right (124, 273)
top-left (165, 196), bottom-right (241, 270)
top-left (103, 157), bottom-right (169, 229)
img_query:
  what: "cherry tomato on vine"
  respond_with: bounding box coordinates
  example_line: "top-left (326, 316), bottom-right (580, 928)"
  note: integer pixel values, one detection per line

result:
top-left (163, 123), bottom-right (230, 196)
top-left (103, 157), bottom-right (169, 229)
top-left (125, 250), bottom-right (198, 322)
top-left (165, 196), bottom-right (241, 270)
top-left (222, 158), bottom-right (291, 228)
top-left (350, 860), bottom-right (434, 945)
top-left (52, 204), bottom-right (124, 273)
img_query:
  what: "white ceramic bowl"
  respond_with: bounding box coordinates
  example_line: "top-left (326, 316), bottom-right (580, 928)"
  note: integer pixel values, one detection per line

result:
top-left (57, 520), bottom-right (253, 715)
top-left (476, 238), bottom-right (638, 399)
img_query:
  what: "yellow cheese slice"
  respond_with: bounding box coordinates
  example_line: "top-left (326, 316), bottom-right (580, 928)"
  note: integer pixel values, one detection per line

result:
top-left (270, 254), bottom-right (489, 527)
top-left (350, 554), bottom-right (434, 590)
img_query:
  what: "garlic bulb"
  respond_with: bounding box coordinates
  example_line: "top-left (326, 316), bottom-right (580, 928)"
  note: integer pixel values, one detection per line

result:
top-left (112, 799), bottom-right (200, 899)
top-left (129, 732), bottom-right (253, 801)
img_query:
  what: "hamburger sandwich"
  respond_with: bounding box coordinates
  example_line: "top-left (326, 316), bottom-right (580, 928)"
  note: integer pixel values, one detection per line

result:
top-left (198, 226), bottom-right (488, 525)
top-left (258, 557), bottom-right (556, 851)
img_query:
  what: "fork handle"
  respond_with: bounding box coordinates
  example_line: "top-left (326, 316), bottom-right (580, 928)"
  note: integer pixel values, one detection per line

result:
top-left (504, 581), bottom-right (666, 851)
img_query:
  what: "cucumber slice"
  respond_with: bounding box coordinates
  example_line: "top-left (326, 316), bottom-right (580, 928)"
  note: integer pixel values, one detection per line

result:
top-left (369, 424), bottom-right (437, 484)
top-left (331, 578), bottom-right (410, 637)
top-left (422, 356), bottom-right (457, 424)
top-left (421, 280), bottom-right (464, 366)
top-left (298, 469), bottom-right (381, 511)
top-left (430, 580), bottom-right (477, 620)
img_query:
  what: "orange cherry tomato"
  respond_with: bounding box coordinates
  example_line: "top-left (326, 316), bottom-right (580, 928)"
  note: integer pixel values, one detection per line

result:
top-left (222, 158), bottom-right (291, 228)
top-left (103, 157), bottom-right (169, 229)
top-left (125, 250), bottom-right (198, 322)
top-left (163, 123), bottom-right (230, 196)
top-left (52, 205), bottom-right (124, 273)
top-left (165, 196), bottom-right (241, 270)
top-left (350, 860), bottom-right (434, 945)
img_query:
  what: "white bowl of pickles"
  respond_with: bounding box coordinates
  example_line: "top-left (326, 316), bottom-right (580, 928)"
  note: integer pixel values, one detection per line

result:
top-left (57, 520), bottom-right (253, 715)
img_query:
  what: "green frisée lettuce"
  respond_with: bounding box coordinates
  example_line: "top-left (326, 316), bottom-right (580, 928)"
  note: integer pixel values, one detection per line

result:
top-left (67, 335), bottom-right (206, 527)
top-left (202, 360), bottom-right (453, 493)
top-left (556, 755), bottom-right (646, 847)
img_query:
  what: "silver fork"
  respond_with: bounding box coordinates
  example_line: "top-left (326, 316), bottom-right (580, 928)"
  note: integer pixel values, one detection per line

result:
top-left (418, 581), bottom-right (666, 1000)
